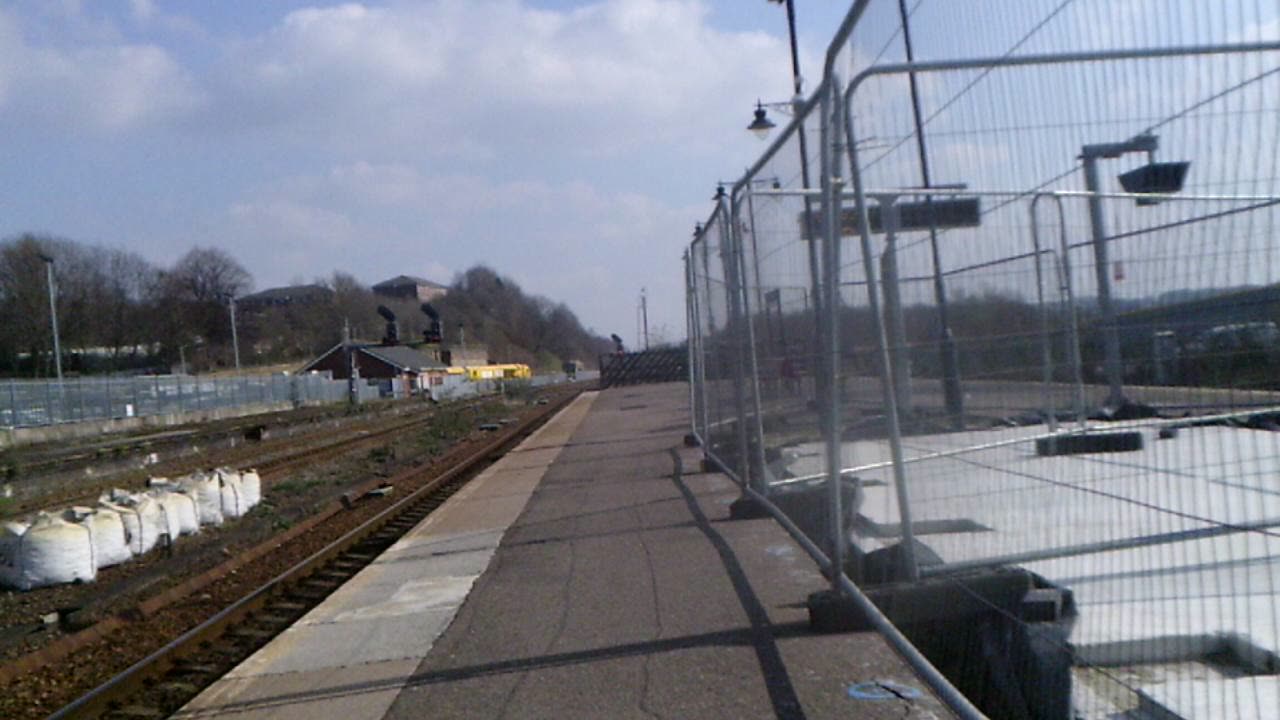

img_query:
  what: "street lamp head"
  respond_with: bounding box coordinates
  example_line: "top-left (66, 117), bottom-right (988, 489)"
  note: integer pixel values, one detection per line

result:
top-left (747, 100), bottom-right (775, 140)
top-left (1118, 161), bottom-right (1191, 205)
top-left (37, 252), bottom-right (54, 264)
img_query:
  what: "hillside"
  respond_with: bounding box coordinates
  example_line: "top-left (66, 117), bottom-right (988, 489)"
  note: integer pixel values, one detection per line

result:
top-left (367, 266), bottom-right (614, 371)
top-left (1, 233), bottom-right (612, 375)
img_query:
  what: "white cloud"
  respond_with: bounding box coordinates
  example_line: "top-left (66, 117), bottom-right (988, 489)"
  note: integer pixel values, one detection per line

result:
top-left (217, 159), bottom-right (698, 336)
top-left (129, 0), bottom-right (155, 23)
top-left (209, 0), bottom-right (787, 161)
top-left (230, 198), bottom-right (356, 249)
top-left (0, 8), bottom-right (204, 131)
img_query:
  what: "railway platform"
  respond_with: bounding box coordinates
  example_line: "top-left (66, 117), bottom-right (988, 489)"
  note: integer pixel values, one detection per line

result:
top-left (175, 382), bottom-right (955, 719)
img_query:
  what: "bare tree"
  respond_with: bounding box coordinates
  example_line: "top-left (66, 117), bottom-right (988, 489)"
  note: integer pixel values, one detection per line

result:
top-left (0, 235), bottom-right (57, 374)
top-left (169, 247), bottom-right (253, 303)
top-left (155, 247), bottom-right (254, 367)
top-left (1, 234), bottom-right (169, 374)
top-left (89, 247), bottom-right (158, 368)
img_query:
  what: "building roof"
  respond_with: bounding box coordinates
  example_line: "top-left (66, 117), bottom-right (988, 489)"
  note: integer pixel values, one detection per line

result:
top-left (372, 275), bottom-right (448, 290)
top-left (358, 344), bottom-right (447, 371)
top-left (238, 284), bottom-right (334, 306)
top-left (298, 342), bottom-right (448, 375)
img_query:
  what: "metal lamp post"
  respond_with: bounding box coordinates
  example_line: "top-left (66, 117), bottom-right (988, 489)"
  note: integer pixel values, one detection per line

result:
top-left (752, 0), bottom-right (826, 428)
top-left (37, 253), bottom-right (63, 382)
top-left (1080, 133), bottom-right (1188, 409)
top-left (228, 295), bottom-right (242, 371)
top-left (894, 0), bottom-right (964, 428)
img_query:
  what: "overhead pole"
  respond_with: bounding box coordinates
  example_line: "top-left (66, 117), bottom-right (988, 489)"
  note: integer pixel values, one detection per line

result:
top-left (38, 254), bottom-right (63, 382)
top-left (771, 0), bottom-right (825, 413)
top-left (229, 296), bottom-right (241, 372)
top-left (896, 0), bottom-right (963, 428)
top-left (641, 287), bottom-right (650, 349)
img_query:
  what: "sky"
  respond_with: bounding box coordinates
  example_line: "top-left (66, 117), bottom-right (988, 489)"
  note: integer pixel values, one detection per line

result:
top-left (0, 0), bottom-right (859, 348)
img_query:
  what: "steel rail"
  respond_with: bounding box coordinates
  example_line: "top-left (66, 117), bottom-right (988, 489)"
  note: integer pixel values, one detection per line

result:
top-left (45, 388), bottom-right (581, 720)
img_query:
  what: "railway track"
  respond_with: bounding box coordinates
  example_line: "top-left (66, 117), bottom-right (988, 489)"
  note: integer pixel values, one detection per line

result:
top-left (1, 400), bottom-right (389, 482)
top-left (34, 387), bottom-right (580, 719)
top-left (1, 398), bottom-right (478, 519)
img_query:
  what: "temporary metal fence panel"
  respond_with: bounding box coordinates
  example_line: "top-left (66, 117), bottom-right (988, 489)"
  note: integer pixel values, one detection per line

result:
top-left (686, 1), bottom-right (1280, 717)
top-left (837, 36), bottom-right (1280, 720)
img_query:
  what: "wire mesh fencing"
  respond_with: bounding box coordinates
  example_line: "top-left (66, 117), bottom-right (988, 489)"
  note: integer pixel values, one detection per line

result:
top-left (1, 373), bottom-right (373, 429)
top-left (687, 1), bottom-right (1280, 717)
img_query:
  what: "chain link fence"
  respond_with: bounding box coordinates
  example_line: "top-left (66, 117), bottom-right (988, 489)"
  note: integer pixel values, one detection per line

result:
top-left (687, 2), bottom-right (1280, 717)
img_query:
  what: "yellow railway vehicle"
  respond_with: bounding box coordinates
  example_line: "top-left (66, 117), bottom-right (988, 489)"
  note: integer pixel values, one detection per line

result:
top-left (461, 364), bottom-right (531, 381)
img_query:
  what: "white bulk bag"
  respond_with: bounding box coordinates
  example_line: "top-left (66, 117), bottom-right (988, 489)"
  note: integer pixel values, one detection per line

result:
top-left (179, 472), bottom-right (223, 526)
top-left (0, 512), bottom-right (96, 590)
top-left (65, 506), bottom-right (132, 569)
top-left (217, 468), bottom-right (247, 519)
top-left (0, 521), bottom-right (30, 590)
top-left (101, 492), bottom-right (166, 555)
top-left (149, 490), bottom-right (200, 537)
top-left (148, 493), bottom-right (182, 541)
top-left (240, 469), bottom-right (262, 509)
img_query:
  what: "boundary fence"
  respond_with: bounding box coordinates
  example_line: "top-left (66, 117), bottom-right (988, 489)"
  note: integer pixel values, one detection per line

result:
top-left (686, 2), bottom-right (1280, 718)
top-left (0, 373), bottom-right (380, 428)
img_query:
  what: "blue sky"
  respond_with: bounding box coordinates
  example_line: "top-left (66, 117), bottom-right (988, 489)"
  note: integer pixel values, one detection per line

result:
top-left (10, 1), bottom-right (1275, 348)
top-left (0, 0), bottom-right (857, 346)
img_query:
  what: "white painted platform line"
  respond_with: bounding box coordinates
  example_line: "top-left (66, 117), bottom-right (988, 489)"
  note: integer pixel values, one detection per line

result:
top-left (173, 392), bottom-right (600, 720)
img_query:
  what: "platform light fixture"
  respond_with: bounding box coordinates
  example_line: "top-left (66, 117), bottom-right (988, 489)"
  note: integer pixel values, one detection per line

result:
top-left (747, 100), bottom-right (776, 140)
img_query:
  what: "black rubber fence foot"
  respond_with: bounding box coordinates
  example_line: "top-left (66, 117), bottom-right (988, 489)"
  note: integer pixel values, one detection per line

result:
top-left (1036, 431), bottom-right (1143, 456)
top-left (807, 589), bottom-right (872, 633)
top-left (728, 495), bottom-right (771, 521)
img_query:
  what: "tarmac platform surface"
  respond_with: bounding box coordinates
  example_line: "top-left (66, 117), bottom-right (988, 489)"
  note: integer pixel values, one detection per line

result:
top-left (177, 383), bottom-right (955, 719)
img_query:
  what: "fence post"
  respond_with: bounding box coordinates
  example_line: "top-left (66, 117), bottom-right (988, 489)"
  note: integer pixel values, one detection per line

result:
top-left (6, 379), bottom-right (16, 426)
top-left (731, 186), bottom-right (772, 497)
top-left (690, 242), bottom-right (710, 442)
top-left (684, 250), bottom-right (698, 440)
top-left (698, 228), bottom-right (720, 452)
top-left (1060, 246), bottom-right (1087, 429)
top-left (105, 377), bottom-right (113, 420)
top-left (875, 196), bottom-right (914, 417)
top-left (715, 188), bottom-right (753, 490)
top-left (842, 77), bottom-right (918, 582)
top-left (1030, 193), bottom-right (1059, 432)
top-left (154, 374), bottom-right (162, 416)
top-left (819, 77), bottom-right (848, 588)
